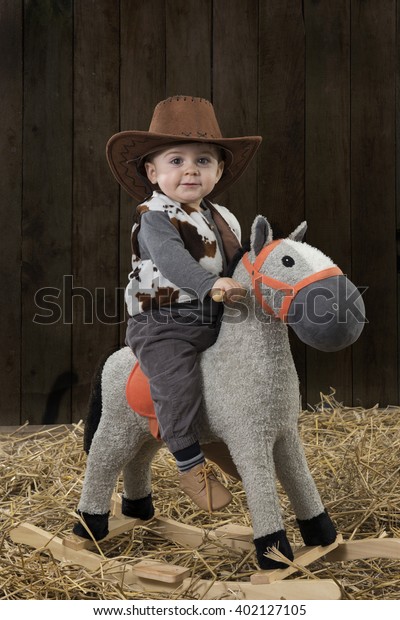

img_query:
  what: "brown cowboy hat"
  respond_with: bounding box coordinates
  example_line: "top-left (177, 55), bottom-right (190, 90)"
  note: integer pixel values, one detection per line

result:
top-left (106, 96), bottom-right (262, 202)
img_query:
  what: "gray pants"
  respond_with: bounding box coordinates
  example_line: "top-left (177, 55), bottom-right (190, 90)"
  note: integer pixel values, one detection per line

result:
top-left (126, 313), bottom-right (219, 452)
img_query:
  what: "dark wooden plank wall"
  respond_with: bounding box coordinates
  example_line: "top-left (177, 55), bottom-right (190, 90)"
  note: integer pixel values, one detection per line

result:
top-left (304, 2), bottom-right (352, 405)
top-left (0, 0), bottom-right (398, 425)
top-left (258, 1), bottom-right (307, 394)
top-left (22, 0), bottom-right (73, 424)
top-left (0, 1), bottom-right (23, 425)
top-left (351, 1), bottom-right (397, 407)
top-left (72, 0), bottom-right (120, 419)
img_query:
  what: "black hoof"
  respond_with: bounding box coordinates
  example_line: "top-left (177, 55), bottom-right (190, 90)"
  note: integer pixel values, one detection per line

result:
top-left (121, 493), bottom-right (155, 520)
top-left (72, 511), bottom-right (109, 540)
top-left (297, 509), bottom-right (337, 547)
top-left (254, 530), bottom-right (294, 570)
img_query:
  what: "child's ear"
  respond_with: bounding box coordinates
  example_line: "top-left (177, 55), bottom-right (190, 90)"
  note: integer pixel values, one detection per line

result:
top-left (144, 161), bottom-right (157, 183)
top-left (216, 160), bottom-right (224, 182)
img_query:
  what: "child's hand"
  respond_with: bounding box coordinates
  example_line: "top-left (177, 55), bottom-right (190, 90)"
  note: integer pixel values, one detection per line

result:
top-left (210, 278), bottom-right (247, 303)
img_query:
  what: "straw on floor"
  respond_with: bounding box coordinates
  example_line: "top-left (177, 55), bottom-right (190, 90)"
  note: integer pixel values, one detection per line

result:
top-left (1, 391), bottom-right (399, 600)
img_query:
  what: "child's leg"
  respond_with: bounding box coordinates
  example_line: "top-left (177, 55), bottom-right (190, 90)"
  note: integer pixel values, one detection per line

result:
top-left (126, 314), bottom-right (232, 511)
top-left (127, 314), bottom-right (215, 451)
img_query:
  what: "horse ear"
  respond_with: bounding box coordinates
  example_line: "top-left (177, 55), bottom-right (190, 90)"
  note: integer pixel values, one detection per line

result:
top-left (289, 221), bottom-right (307, 242)
top-left (250, 215), bottom-right (273, 256)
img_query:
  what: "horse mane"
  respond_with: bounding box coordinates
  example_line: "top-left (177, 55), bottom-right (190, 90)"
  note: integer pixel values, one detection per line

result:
top-left (226, 239), bottom-right (250, 277)
top-left (227, 219), bottom-right (285, 277)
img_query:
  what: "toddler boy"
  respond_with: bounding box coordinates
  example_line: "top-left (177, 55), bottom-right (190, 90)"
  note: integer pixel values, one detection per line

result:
top-left (107, 96), bottom-right (261, 511)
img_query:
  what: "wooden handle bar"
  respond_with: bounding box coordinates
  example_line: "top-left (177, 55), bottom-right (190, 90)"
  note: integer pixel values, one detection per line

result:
top-left (211, 290), bottom-right (225, 302)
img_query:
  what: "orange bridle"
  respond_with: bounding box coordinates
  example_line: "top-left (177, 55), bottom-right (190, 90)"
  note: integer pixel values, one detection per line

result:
top-left (242, 240), bottom-right (343, 322)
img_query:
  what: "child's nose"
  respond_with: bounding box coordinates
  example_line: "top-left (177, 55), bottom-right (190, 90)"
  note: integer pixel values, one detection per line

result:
top-left (184, 160), bottom-right (200, 174)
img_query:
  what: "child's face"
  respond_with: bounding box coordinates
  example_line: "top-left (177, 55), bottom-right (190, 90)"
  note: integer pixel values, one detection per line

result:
top-left (144, 143), bottom-right (224, 208)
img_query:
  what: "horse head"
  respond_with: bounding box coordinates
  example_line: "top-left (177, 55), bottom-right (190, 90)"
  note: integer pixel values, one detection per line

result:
top-left (241, 215), bottom-right (366, 352)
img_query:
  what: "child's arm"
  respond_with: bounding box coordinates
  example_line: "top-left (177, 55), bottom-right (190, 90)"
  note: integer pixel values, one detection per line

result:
top-left (138, 211), bottom-right (246, 304)
top-left (138, 211), bottom-right (225, 301)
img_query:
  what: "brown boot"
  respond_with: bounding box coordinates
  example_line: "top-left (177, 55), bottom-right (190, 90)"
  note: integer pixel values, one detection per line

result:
top-left (179, 462), bottom-right (232, 512)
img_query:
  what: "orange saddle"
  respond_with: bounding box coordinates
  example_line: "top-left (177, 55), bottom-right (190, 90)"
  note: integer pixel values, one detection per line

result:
top-left (126, 362), bottom-right (241, 481)
top-left (125, 362), bottom-right (161, 440)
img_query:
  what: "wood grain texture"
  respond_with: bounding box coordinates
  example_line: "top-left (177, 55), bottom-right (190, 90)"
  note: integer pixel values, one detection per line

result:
top-left (181, 577), bottom-right (341, 600)
top-left (397, 0), bottom-right (400, 405)
top-left (0, 1), bottom-right (23, 423)
top-left (251, 535), bottom-right (342, 584)
top-left (258, 0), bottom-right (305, 234)
top-left (351, 0), bottom-right (397, 407)
top-left (166, 0), bottom-right (212, 97)
top-left (72, 0), bottom-right (120, 421)
top-left (326, 537), bottom-right (400, 562)
top-left (304, 1), bottom-right (353, 406)
top-left (119, 0), bottom-right (166, 345)
top-left (10, 522), bottom-right (187, 592)
top-left (213, 0), bottom-right (259, 239)
top-left (22, 0), bottom-right (73, 424)
top-left (10, 522), bottom-right (341, 598)
top-left (1, 1), bottom-right (399, 424)
top-left (395, 0), bottom-right (400, 402)
top-left (258, 0), bottom-right (307, 401)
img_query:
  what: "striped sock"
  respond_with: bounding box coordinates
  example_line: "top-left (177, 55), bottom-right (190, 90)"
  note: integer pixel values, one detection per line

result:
top-left (174, 442), bottom-right (205, 473)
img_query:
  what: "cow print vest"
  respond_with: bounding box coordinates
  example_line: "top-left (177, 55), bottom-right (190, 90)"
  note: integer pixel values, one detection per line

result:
top-left (125, 191), bottom-right (241, 315)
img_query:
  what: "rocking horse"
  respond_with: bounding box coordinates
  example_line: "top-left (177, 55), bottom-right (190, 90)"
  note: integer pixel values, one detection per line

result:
top-left (12, 216), bottom-right (400, 599)
top-left (70, 214), bottom-right (365, 557)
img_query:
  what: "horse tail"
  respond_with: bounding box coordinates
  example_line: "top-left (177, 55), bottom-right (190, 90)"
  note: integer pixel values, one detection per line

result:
top-left (83, 347), bottom-right (119, 454)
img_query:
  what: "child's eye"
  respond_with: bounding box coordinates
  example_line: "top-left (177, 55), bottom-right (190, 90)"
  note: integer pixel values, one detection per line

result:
top-left (170, 157), bottom-right (183, 165)
top-left (198, 158), bottom-right (210, 165)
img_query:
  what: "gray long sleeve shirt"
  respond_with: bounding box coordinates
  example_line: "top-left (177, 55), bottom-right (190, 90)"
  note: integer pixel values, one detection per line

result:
top-left (136, 205), bottom-right (228, 323)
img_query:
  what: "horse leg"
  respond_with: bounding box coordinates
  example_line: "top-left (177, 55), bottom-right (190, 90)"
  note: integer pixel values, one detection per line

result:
top-left (121, 439), bottom-right (161, 520)
top-left (273, 429), bottom-right (337, 546)
top-left (224, 431), bottom-right (294, 570)
top-left (74, 411), bottom-right (148, 540)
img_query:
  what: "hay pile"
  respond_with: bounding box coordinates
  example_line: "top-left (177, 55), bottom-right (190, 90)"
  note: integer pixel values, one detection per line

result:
top-left (1, 392), bottom-right (400, 600)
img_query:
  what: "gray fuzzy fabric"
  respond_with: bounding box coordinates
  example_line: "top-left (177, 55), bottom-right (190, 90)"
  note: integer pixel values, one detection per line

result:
top-left (77, 215), bottom-right (364, 540)
top-left (78, 347), bottom-right (159, 514)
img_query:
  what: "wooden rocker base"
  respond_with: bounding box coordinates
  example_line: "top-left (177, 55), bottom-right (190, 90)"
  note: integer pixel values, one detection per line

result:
top-left (9, 494), bottom-right (400, 600)
top-left (251, 535), bottom-right (343, 584)
top-left (9, 522), bottom-right (341, 599)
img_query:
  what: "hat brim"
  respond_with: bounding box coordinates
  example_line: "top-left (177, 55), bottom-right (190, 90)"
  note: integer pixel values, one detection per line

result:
top-left (106, 130), bottom-right (262, 202)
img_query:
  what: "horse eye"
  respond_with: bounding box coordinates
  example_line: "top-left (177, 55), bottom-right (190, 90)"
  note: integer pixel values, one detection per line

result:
top-left (282, 255), bottom-right (295, 267)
